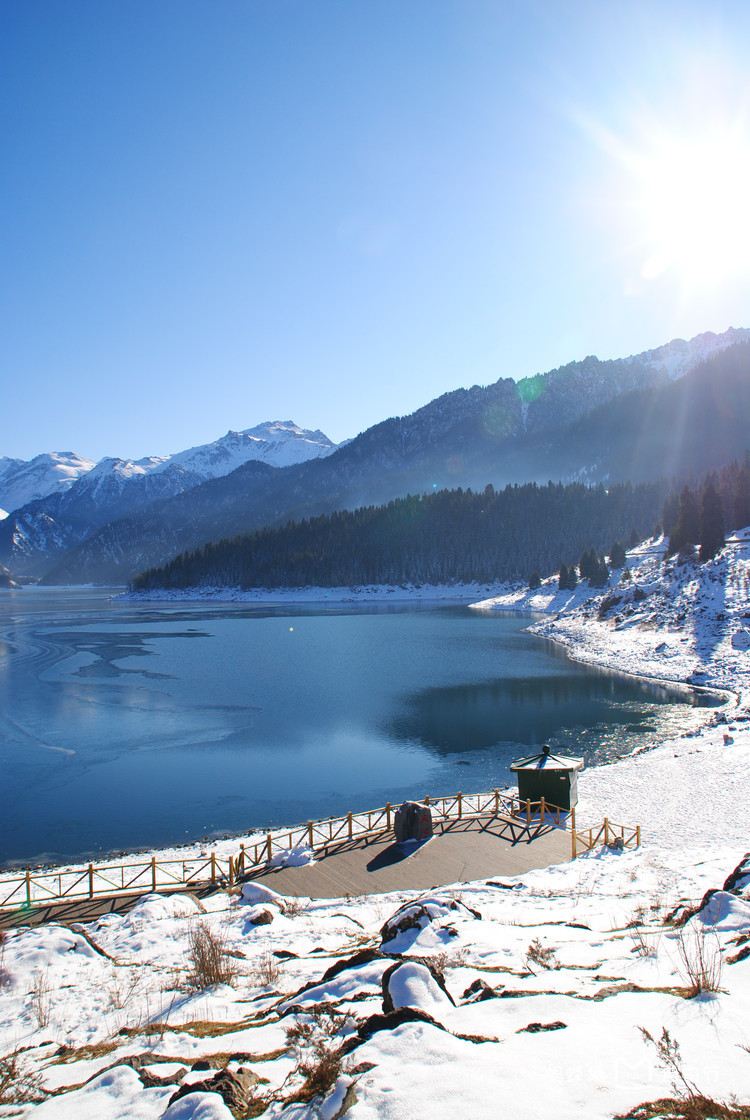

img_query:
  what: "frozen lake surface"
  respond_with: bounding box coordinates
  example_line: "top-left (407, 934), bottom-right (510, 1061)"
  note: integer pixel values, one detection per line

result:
top-left (0, 587), bottom-right (709, 865)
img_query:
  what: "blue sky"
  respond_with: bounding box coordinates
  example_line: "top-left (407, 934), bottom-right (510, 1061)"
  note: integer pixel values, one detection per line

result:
top-left (3, 0), bottom-right (750, 461)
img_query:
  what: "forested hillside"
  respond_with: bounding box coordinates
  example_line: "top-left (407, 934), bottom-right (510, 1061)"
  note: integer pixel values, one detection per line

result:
top-left (131, 479), bottom-right (665, 591)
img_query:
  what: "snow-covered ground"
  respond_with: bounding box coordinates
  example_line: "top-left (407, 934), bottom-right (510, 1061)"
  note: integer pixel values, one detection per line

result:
top-left (2, 534), bottom-right (750, 1118)
top-left (2, 847), bottom-right (749, 1119)
top-left (472, 530), bottom-right (750, 850)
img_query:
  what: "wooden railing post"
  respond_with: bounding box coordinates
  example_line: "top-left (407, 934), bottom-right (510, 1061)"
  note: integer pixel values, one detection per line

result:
top-left (25, 869), bottom-right (31, 907)
top-left (424, 795), bottom-right (430, 806)
top-left (151, 856), bottom-right (157, 892)
top-left (386, 803), bottom-right (391, 830)
top-left (308, 821), bottom-right (314, 847)
top-left (211, 852), bottom-right (217, 885)
top-left (571, 825), bottom-right (577, 860)
top-left (604, 818), bottom-right (609, 846)
top-left (540, 796), bottom-right (546, 824)
top-left (636, 825), bottom-right (641, 847)
top-left (347, 812), bottom-right (353, 840)
top-left (266, 833), bottom-right (273, 860)
top-left (88, 863), bottom-right (94, 899)
top-left (228, 856), bottom-right (235, 887)
top-left (457, 792), bottom-right (462, 819)
top-left (494, 788), bottom-right (499, 814)
top-left (239, 844), bottom-right (245, 875)
top-left (526, 799), bottom-right (531, 826)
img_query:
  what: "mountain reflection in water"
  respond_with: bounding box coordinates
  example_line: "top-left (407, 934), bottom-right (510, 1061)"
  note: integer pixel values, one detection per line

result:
top-left (389, 672), bottom-right (707, 761)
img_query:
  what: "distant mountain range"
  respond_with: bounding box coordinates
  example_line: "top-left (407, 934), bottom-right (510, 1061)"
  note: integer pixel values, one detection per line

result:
top-left (2, 327), bottom-right (749, 585)
top-left (0, 422), bottom-right (336, 577)
top-left (0, 421), bottom-right (335, 515)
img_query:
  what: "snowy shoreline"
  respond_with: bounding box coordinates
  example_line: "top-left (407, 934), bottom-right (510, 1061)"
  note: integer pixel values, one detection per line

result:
top-left (6, 534), bottom-right (746, 879)
top-left (3, 539), bottom-right (750, 1119)
top-left (118, 580), bottom-right (515, 604)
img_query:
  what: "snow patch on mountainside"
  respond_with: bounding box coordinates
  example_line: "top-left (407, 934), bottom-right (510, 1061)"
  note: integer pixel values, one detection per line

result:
top-left (633, 325), bottom-right (750, 380)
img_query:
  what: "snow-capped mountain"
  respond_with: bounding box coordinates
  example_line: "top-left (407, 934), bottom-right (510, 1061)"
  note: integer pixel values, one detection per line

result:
top-left (0, 452), bottom-right (96, 516)
top-left (0, 423), bottom-right (334, 517)
top-left (169, 421), bottom-right (336, 475)
top-left (0, 423), bottom-right (336, 576)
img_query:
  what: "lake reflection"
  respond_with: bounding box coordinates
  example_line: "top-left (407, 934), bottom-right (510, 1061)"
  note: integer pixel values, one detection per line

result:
top-left (389, 672), bottom-right (696, 757)
top-left (0, 588), bottom-right (708, 865)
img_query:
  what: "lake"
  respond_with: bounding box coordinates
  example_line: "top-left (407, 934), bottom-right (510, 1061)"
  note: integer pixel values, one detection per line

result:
top-left (0, 587), bottom-right (709, 866)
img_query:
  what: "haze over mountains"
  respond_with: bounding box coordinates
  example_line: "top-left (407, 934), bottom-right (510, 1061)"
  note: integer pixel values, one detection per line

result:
top-left (2, 328), bottom-right (749, 585)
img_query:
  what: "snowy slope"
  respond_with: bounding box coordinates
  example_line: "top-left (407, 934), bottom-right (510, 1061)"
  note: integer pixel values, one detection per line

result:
top-left (1, 845), bottom-right (749, 1118)
top-left (473, 529), bottom-right (750, 700)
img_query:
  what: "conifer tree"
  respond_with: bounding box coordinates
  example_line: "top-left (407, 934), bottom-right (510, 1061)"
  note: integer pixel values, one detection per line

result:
top-left (699, 477), bottom-right (725, 562)
top-left (609, 540), bottom-right (627, 568)
top-left (588, 554), bottom-right (609, 587)
top-left (668, 485), bottom-right (700, 555)
top-left (733, 452), bottom-right (750, 531)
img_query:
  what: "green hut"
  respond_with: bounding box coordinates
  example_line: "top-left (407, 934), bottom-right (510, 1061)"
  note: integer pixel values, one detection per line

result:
top-left (510, 745), bottom-right (584, 811)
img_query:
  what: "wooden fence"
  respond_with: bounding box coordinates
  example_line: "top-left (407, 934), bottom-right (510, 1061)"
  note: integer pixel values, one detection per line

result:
top-left (0, 789), bottom-right (639, 913)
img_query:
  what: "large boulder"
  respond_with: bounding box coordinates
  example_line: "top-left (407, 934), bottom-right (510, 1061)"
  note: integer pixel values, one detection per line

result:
top-left (393, 801), bottom-right (433, 842)
top-left (381, 960), bottom-right (456, 1014)
top-left (381, 896), bottom-right (481, 948)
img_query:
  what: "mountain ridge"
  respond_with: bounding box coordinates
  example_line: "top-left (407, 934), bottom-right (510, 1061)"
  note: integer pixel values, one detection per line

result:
top-left (4, 327), bottom-right (750, 584)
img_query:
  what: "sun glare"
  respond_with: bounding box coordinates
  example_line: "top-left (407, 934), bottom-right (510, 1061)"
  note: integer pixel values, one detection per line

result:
top-left (635, 128), bottom-right (750, 286)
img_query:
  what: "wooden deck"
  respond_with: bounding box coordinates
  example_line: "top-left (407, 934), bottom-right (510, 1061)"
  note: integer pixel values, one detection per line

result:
top-left (1, 814), bottom-right (572, 929)
top-left (243, 813), bottom-right (571, 898)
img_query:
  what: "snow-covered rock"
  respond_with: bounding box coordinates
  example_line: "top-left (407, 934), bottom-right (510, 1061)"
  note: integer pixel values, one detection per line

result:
top-left (381, 960), bottom-right (455, 1014)
top-left (239, 882), bottom-right (285, 906)
top-left (265, 843), bottom-right (315, 869)
top-left (694, 890), bottom-right (750, 931)
top-left (125, 893), bottom-right (205, 926)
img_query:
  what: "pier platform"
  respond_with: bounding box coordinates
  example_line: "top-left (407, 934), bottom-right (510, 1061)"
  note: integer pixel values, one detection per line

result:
top-left (243, 813), bottom-right (570, 898)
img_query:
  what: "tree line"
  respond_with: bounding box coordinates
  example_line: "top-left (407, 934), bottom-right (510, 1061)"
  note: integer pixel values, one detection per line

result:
top-left (131, 479), bottom-right (666, 592)
top-left (661, 451), bottom-right (750, 562)
top-left (550, 452), bottom-right (750, 592)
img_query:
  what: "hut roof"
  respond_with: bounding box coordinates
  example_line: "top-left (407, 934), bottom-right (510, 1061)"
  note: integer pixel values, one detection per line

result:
top-left (510, 745), bottom-right (584, 772)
